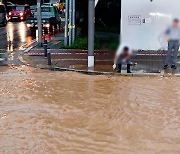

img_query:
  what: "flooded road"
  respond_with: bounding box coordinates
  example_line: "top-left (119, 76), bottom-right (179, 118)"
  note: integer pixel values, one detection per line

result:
top-left (0, 22), bottom-right (34, 51)
top-left (0, 21), bottom-right (60, 52)
top-left (0, 66), bottom-right (179, 153)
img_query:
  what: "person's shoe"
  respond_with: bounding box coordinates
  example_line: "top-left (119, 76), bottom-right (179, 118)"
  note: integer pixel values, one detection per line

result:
top-left (163, 65), bottom-right (168, 69)
top-left (118, 64), bottom-right (122, 73)
top-left (127, 64), bottom-right (132, 73)
top-left (171, 65), bottom-right (177, 69)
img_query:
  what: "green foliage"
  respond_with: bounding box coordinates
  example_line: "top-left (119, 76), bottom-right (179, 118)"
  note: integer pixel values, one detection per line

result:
top-left (96, 26), bottom-right (119, 33)
top-left (107, 38), bottom-right (119, 50)
top-left (60, 37), bottom-right (101, 50)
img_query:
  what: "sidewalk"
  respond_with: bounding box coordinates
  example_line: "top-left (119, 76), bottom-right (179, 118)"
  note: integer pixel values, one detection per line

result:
top-left (22, 47), bottom-right (180, 75)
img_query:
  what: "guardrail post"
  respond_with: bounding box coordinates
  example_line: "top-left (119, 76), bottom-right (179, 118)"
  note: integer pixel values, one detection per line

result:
top-left (44, 40), bottom-right (48, 57)
top-left (47, 51), bottom-right (52, 65)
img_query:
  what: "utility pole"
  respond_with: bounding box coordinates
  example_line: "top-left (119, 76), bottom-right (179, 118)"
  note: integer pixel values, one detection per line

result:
top-left (64, 0), bottom-right (69, 46)
top-left (37, 0), bottom-right (42, 47)
top-left (68, 0), bottom-right (72, 46)
top-left (72, 0), bottom-right (75, 42)
top-left (88, 0), bottom-right (95, 68)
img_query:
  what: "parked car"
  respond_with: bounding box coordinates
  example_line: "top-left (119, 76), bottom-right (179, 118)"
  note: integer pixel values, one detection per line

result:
top-left (7, 4), bottom-right (32, 21)
top-left (0, 2), bottom-right (7, 26)
top-left (26, 5), bottom-right (61, 34)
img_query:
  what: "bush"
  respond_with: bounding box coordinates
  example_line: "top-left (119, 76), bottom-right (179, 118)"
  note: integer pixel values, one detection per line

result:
top-left (107, 38), bottom-right (119, 50)
top-left (96, 26), bottom-right (119, 33)
top-left (60, 37), bottom-right (101, 50)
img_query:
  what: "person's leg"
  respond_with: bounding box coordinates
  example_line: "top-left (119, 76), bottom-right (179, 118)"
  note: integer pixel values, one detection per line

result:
top-left (118, 64), bottom-right (122, 73)
top-left (172, 41), bottom-right (179, 68)
top-left (164, 41), bottom-right (174, 68)
top-left (126, 59), bottom-right (131, 73)
top-left (117, 55), bottom-right (123, 73)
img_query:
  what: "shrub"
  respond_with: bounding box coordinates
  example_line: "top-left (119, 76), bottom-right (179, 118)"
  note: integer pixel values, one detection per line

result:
top-left (107, 38), bottom-right (119, 50)
top-left (60, 37), bottom-right (101, 50)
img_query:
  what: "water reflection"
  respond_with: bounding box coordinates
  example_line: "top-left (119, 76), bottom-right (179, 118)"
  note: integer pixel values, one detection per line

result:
top-left (5, 22), bottom-right (33, 51)
top-left (0, 67), bottom-right (179, 153)
top-left (3, 22), bottom-right (60, 51)
top-left (6, 22), bottom-right (14, 52)
top-left (19, 22), bottom-right (26, 43)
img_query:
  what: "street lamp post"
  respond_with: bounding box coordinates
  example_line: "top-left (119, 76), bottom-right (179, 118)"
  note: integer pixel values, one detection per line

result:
top-left (72, 0), bottom-right (75, 42)
top-left (69, 0), bottom-right (73, 46)
top-left (37, 0), bottom-right (42, 47)
top-left (88, 0), bottom-right (95, 68)
top-left (64, 0), bottom-right (69, 46)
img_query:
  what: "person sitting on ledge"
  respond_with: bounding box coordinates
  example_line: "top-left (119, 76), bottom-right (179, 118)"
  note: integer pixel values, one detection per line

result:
top-left (113, 44), bottom-right (132, 73)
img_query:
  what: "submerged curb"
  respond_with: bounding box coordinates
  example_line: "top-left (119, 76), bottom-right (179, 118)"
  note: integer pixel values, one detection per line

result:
top-left (47, 66), bottom-right (165, 77)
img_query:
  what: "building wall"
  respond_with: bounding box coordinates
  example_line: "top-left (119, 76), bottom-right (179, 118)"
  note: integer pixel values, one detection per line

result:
top-left (121, 0), bottom-right (180, 50)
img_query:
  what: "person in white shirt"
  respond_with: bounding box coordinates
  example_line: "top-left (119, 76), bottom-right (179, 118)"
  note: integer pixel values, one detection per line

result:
top-left (113, 44), bottom-right (133, 73)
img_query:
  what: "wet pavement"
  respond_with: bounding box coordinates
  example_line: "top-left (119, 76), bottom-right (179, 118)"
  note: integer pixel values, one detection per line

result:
top-left (0, 66), bottom-right (180, 153)
top-left (0, 22), bottom-right (34, 52)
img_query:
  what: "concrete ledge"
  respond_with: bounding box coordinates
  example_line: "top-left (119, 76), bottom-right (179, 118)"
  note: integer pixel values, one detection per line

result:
top-left (45, 66), bottom-right (179, 77)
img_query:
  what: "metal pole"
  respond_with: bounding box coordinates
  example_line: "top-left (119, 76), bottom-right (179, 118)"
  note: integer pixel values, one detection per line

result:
top-left (72, 0), bottom-right (75, 42)
top-left (44, 40), bottom-right (48, 57)
top-left (69, 0), bottom-right (72, 46)
top-left (64, 0), bottom-right (69, 46)
top-left (47, 52), bottom-right (52, 65)
top-left (88, 0), bottom-right (95, 68)
top-left (37, 0), bottom-right (42, 47)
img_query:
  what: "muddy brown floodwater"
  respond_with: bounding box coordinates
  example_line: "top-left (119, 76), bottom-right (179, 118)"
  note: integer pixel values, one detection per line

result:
top-left (0, 66), bottom-right (180, 154)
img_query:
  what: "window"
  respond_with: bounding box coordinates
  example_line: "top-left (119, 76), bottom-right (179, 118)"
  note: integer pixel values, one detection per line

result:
top-left (41, 7), bottom-right (50, 12)
top-left (16, 6), bottom-right (25, 11)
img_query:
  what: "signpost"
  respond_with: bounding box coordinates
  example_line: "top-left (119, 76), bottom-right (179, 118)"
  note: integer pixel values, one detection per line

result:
top-left (64, 0), bottom-right (69, 46)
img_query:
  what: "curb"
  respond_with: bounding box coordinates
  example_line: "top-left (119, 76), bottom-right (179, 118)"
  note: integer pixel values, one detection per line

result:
top-left (48, 66), bottom-right (166, 77)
